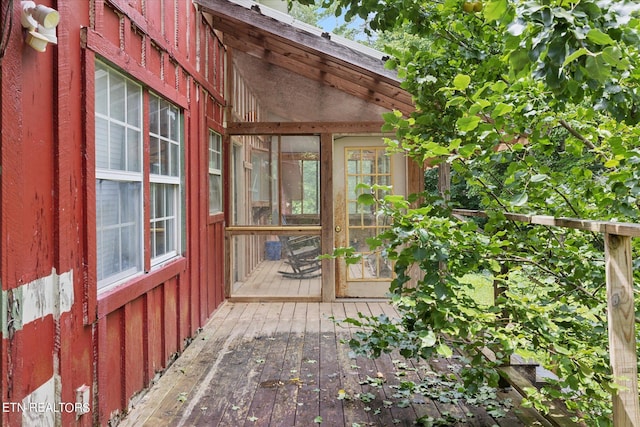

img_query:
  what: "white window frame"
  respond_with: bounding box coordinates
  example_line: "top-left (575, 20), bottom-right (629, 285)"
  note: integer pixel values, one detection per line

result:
top-left (208, 130), bottom-right (223, 214)
top-left (95, 62), bottom-right (144, 290)
top-left (149, 93), bottom-right (182, 266)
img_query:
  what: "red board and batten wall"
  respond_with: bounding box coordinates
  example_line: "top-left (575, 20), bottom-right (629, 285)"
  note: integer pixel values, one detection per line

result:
top-left (1, 1), bottom-right (226, 425)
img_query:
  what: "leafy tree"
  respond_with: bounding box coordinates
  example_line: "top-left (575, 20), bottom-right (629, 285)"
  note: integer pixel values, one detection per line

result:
top-left (299, 0), bottom-right (640, 424)
top-left (287, 0), bottom-right (373, 44)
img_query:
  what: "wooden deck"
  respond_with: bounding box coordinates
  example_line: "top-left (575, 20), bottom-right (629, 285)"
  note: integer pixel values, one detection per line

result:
top-left (231, 261), bottom-right (322, 300)
top-left (120, 302), bottom-right (551, 427)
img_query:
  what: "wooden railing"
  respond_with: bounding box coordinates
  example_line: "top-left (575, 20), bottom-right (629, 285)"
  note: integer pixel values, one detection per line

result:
top-left (452, 209), bottom-right (640, 426)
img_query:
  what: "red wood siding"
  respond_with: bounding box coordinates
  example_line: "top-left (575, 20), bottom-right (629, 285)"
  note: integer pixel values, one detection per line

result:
top-left (0, 0), bottom-right (227, 425)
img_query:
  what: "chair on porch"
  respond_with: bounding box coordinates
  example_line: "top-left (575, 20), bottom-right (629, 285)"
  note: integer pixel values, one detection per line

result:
top-left (277, 234), bottom-right (322, 279)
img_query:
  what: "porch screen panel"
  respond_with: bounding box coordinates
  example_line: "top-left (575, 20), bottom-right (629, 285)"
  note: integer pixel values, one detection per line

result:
top-left (346, 147), bottom-right (393, 280)
top-left (281, 136), bottom-right (320, 225)
top-left (247, 136), bottom-right (279, 225)
top-left (233, 135), bottom-right (320, 226)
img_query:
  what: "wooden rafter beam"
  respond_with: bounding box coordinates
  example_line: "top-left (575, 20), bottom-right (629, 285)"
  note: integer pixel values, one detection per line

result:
top-left (226, 121), bottom-right (386, 135)
top-left (195, 0), bottom-right (415, 115)
top-left (221, 33), bottom-right (412, 114)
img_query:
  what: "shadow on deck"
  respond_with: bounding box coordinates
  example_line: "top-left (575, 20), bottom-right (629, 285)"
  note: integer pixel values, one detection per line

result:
top-left (120, 302), bottom-right (553, 427)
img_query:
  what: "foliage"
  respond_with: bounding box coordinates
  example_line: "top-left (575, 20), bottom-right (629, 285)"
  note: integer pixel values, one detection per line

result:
top-left (287, 0), bottom-right (374, 44)
top-left (296, 0), bottom-right (640, 424)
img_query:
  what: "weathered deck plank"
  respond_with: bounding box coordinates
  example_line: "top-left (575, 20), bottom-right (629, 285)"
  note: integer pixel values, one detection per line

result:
top-left (189, 302), bottom-right (278, 426)
top-left (121, 302), bottom-right (547, 427)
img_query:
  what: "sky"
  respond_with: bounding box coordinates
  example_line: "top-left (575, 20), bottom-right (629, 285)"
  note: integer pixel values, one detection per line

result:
top-left (316, 7), bottom-right (371, 42)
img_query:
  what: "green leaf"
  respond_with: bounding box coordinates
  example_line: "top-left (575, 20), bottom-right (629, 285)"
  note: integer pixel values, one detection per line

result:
top-left (456, 116), bottom-right (481, 131)
top-left (562, 48), bottom-right (589, 67)
top-left (435, 281), bottom-right (448, 299)
top-left (602, 46), bottom-right (625, 69)
top-left (453, 74), bottom-right (471, 90)
top-left (510, 192), bottom-right (528, 206)
top-left (446, 96), bottom-right (467, 107)
top-left (483, 0), bottom-right (507, 21)
top-left (357, 193), bottom-right (376, 205)
top-left (492, 103), bottom-right (513, 118)
top-left (604, 158), bottom-right (619, 168)
top-left (586, 29), bottom-right (615, 46)
top-left (490, 81), bottom-right (508, 93)
top-left (437, 343), bottom-right (453, 358)
top-left (384, 58), bottom-right (397, 70)
top-left (419, 330), bottom-right (437, 347)
top-left (314, 416), bottom-right (323, 423)
top-left (458, 143), bottom-right (478, 157)
top-left (584, 55), bottom-right (610, 83)
top-left (530, 173), bottom-right (548, 182)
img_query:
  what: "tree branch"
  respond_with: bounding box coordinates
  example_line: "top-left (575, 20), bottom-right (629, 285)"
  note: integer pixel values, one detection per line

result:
top-left (559, 119), bottom-right (596, 150)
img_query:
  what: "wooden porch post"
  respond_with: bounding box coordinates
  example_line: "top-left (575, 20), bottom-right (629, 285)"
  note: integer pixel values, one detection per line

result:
top-left (320, 133), bottom-right (335, 301)
top-left (604, 232), bottom-right (640, 426)
top-left (437, 161), bottom-right (451, 200)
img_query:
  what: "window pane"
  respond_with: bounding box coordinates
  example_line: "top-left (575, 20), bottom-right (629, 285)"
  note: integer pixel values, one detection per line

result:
top-left (150, 183), bottom-right (178, 259)
top-left (99, 187), bottom-right (119, 227)
top-left (149, 93), bottom-right (181, 179)
top-left (169, 105), bottom-right (178, 140)
top-left (149, 96), bottom-right (159, 135)
top-left (127, 128), bottom-right (141, 172)
top-left (159, 101), bottom-right (170, 138)
top-left (165, 218), bottom-right (175, 255)
top-left (160, 140), bottom-right (169, 175)
top-left (209, 135), bottom-right (221, 170)
top-left (109, 123), bottom-right (125, 170)
top-left (150, 136), bottom-right (160, 175)
top-left (209, 175), bottom-right (221, 213)
top-left (95, 117), bottom-right (109, 169)
top-left (95, 65), bottom-right (108, 116)
top-left (96, 180), bottom-right (142, 286)
top-left (154, 184), bottom-right (165, 217)
top-left (377, 151), bottom-right (390, 174)
top-left (170, 143), bottom-right (179, 177)
top-left (98, 228), bottom-right (119, 280)
top-left (127, 81), bottom-right (141, 127)
top-left (110, 73), bottom-right (126, 122)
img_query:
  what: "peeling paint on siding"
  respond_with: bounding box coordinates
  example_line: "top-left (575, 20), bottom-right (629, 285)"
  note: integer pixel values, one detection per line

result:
top-left (21, 375), bottom-right (60, 427)
top-left (1, 269), bottom-right (74, 338)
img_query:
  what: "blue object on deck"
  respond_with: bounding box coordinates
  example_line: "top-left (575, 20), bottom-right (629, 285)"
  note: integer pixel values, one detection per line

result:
top-left (265, 241), bottom-right (282, 260)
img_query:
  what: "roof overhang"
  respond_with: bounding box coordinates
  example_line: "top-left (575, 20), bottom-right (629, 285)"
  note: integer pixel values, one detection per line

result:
top-left (194, 0), bottom-right (415, 121)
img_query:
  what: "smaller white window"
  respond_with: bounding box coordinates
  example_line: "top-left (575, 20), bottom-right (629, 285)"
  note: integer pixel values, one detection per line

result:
top-left (208, 131), bottom-right (223, 214)
top-left (149, 94), bottom-right (181, 264)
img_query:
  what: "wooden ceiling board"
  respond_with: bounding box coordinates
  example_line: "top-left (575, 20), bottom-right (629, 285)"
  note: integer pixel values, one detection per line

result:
top-left (195, 0), bottom-right (415, 117)
top-left (223, 35), bottom-right (410, 113)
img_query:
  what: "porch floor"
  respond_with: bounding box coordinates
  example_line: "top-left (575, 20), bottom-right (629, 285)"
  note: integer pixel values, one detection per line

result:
top-left (120, 302), bottom-right (551, 427)
top-left (231, 260), bottom-right (322, 301)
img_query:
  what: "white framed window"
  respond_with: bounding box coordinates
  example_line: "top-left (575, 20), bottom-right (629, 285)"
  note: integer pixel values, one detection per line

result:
top-left (95, 62), bottom-right (143, 289)
top-left (95, 62), bottom-right (183, 290)
top-left (208, 130), bottom-right (223, 214)
top-left (149, 94), bottom-right (181, 264)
